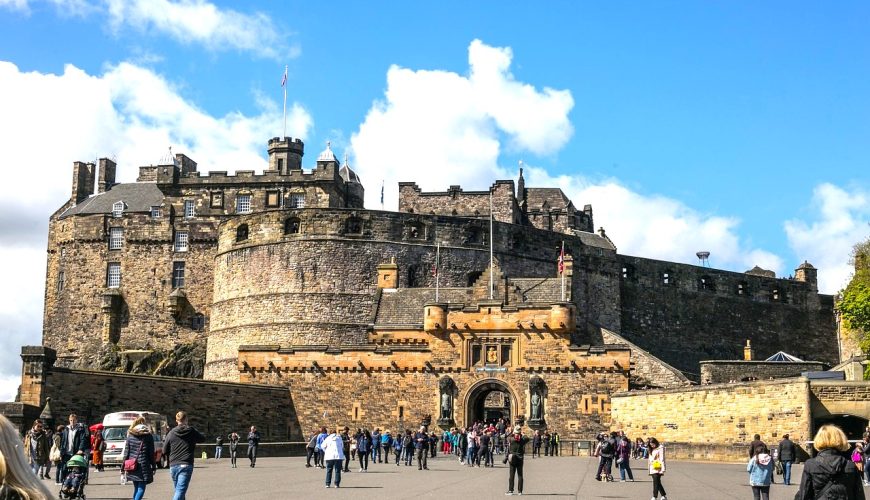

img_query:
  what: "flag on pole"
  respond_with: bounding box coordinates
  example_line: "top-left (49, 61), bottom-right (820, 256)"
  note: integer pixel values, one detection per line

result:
top-left (558, 242), bottom-right (565, 274)
top-left (380, 180), bottom-right (384, 206)
top-left (281, 67), bottom-right (287, 87)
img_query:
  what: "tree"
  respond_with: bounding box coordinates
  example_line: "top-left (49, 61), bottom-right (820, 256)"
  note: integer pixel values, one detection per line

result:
top-left (838, 238), bottom-right (870, 374)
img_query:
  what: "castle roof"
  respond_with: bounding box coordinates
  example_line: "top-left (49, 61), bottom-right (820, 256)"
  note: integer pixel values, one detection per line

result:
top-left (745, 265), bottom-right (776, 278)
top-left (797, 261), bottom-right (816, 270)
top-left (60, 183), bottom-right (164, 218)
top-left (317, 142), bottom-right (337, 162)
top-left (339, 156), bottom-right (361, 184)
top-left (525, 188), bottom-right (572, 211)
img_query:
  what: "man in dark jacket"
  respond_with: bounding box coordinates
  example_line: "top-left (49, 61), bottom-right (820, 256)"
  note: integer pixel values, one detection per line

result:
top-left (797, 447), bottom-right (865, 500)
top-left (777, 433), bottom-right (798, 486)
top-left (414, 426), bottom-right (429, 470)
top-left (163, 411), bottom-right (205, 500)
top-left (247, 426), bottom-right (261, 468)
top-left (60, 414), bottom-right (89, 481)
top-left (749, 434), bottom-right (766, 458)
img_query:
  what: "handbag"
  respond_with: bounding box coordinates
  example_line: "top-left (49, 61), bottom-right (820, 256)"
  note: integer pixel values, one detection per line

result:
top-left (616, 456), bottom-right (624, 465)
top-left (652, 459), bottom-right (662, 471)
top-left (123, 440), bottom-right (144, 472)
top-left (775, 460), bottom-right (783, 475)
top-left (49, 442), bottom-right (61, 462)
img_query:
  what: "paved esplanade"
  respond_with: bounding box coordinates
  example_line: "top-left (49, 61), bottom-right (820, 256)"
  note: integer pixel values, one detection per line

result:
top-left (82, 455), bottom-right (805, 499)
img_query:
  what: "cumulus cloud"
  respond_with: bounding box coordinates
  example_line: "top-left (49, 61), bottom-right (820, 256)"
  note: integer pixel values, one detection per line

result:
top-left (1, 0), bottom-right (297, 59)
top-left (785, 183), bottom-right (870, 293)
top-left (521, 166), bottom-right (786, 277)
top-left (0, 60), bottom-right (311, 382)
top-left (351, 39), bottom-right (574, 210)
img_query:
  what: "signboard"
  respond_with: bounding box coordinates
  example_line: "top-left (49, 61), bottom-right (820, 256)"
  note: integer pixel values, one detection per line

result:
top-left (475, 367), bottom-right (507, 373)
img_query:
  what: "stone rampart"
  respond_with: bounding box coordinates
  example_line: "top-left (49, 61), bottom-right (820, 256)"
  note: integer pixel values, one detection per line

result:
top-left (701, 360), bottom-right (826, 384)
top-left (610, 378), bottom-right (811, 461)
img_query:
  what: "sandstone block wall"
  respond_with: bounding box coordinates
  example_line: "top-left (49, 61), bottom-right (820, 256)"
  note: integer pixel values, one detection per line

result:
top-left (701, 360), bottom-right (826, 384)
top-left (398, 181), bottom-right (520, 224)
top-left (610, 378), bottom-right (811, 461)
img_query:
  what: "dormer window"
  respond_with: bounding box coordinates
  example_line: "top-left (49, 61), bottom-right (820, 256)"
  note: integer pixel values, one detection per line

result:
top-left (112, 201), bottom-right (125, 218)
top-left (151, 206), bottom-right (161, 218)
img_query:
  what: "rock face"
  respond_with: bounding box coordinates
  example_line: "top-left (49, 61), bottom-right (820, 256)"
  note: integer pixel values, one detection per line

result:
top-left (70, 342), bottom-right (205, 379)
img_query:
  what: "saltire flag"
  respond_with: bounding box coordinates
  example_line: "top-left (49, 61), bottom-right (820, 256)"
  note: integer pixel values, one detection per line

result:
top-left (558, 243), bottom-right (565, 274)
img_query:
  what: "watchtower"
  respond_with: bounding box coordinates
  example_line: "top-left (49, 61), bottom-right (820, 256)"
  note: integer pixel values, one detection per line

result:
top-left (267, 137), bottom-right (305, 174)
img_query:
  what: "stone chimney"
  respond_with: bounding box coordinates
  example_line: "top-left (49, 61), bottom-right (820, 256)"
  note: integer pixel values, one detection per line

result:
top-left (377, 258), bottom-right (398, 289)
top-left (71, 161), bottom-right (95, 204)
top-left (98, 158), bottom-right (116, 194)
top-left (744, 339), bottom-right (754, 361)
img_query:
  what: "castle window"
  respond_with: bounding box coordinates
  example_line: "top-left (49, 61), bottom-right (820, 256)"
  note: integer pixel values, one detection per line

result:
top-left (277, 158), bottom-right (284, 171)
top-left (699, 276), bottom-right (714, 292)
top-left (172, 261), bottom-right (185, 288)
top-left (57, 271), bottom-right (65, 293)
top-left (284, 217), bottom-right (301, 235)
top-left (236, 224), bottom-right (249, 242)
top-left (151, 206), bottom-right (161, 218)
top-left (737, 281), bottom-right (748, 296)
top-left (183, 200), bottom-right (195, 219)
top-left (772, 288), bottom-right (780, 301)
top-left (191, 313), bottom-right (205, 331)
top-left (112, 201), bottom-right (125, 218)
top-left (408, 222), bottom-right (424, 239)
top-left (236, 194), bottom-right (252, 214)
top-left (174, 231), bottom-right (189, 252)
top-left (662, 272), bottom-right (672, 285)
top-left (471, 344), bottom-right (482, 366)
top-left (407, 265), bottom-right (419, 288)
top-left (210, 192), bottom-right (223, 208)
top-left (289, 193), bottom-right (305, 208)
top-left (106, 263), bottom-right (121, 288)
top-left (265, 191), bottom-right (280, 208)
top-left (621, 264), bottom-right (636, 281)
top-left (108, 227), bottom-right (123, 250)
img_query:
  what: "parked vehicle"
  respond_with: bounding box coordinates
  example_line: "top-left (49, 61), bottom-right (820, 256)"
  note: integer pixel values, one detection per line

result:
top-left (102, 411), bottom-right (169, 468)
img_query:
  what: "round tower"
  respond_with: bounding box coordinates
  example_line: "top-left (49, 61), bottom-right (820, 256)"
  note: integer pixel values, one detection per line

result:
top-left (268, 137), bottom-right (304, 174)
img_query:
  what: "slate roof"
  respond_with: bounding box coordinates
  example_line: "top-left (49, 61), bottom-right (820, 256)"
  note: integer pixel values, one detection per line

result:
top-left (61, 183), bottom-right (165, 218)
top-left (575, 231), bottom-right (616, 250)
top-left (765, 351), bottom-right (804, 362)
top-left (510, 278), bottom-right (563, 303)
top-left (375, 288), bottom-right (470, 326)
top-left (526, 188), bottom-right (572, 210)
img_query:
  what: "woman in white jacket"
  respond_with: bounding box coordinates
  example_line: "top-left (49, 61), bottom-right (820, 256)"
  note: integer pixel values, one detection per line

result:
top-left (322, 428), bottom-right (346, 488)
top-left (648, 437), bottom-right (667, 500)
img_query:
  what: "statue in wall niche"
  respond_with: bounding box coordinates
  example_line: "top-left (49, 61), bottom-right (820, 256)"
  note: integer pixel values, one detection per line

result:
top-left (438, 376), bottom-right (454, 424)
top-left (528, 376), bottom-right (545, 427)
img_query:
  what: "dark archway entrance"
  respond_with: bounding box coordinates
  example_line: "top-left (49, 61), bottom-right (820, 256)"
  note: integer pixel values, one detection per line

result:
top-left (465, 380), bottom-right (514, 426)
top-left (814, 414), bottom-right (869, 441)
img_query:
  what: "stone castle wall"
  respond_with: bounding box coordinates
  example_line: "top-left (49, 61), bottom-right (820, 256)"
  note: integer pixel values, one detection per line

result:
top-left (398, 181), bottom-right (521, 224)
top-left (618, 255), bottom-right (837, 377)
top-left (610, 378), bottom-right (812, 461)
top-left (700, 360), bottom-right (826, 384)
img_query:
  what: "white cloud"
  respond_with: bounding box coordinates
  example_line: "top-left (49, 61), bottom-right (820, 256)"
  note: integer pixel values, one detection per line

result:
top-left (0, 59), bottom-right (311, 383)
top-left (522, 166), bottom-right (786, 277)
top-left (0, 0), bottom-right (297, 59)
top-left (0, 375), bottom-right (20, 404)
top-left (351, 39), bottom-right (574, 210)
top-left (785, 183), bottom-right (870, 294)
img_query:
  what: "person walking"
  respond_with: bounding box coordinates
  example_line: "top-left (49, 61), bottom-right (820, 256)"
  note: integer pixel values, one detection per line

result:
top-left (23, 419), bottom-right (50, 477)
top-left (414, 426), bottom-right (429, 470)
top-left (52, 424), bottom-right (65, 485)
top-left (315, 427), bottom-right (328, 469)
top-left (777, 433), bottom-right (797, 486)
top-left (371, 428), bottom-right (381, 464)
top-left (596, 432), bottom-right (616, 481)
top-left (393, 430), bottom-right (403, 466)
top-left (532, 431), bottom-right (541, 458)
top-left (228, 432), bottom-right (240, 468)
top-left (341, 427), bottom-right (352, 473)
top-left (863, 436), bottom-right (870, 487)
top-left (356, 429), bottom-right (371, 472)
top-left (0, 415), bottom-right (54, 499)
top-left (648, 437), bottom-right (667, 500)
top-left (122, 417), bottom-right (156, 500)
top-left (214, 435), bottom-right (223, 460)
top-left (749, 434), bottom-right (766, 459)
top-left (403, 430), bottom-right (415, 466)
top-left (505, 425), bottom-right (529, 496)
top-left (747, 444), bottom-right (774, 500)
top-left (616, 434), bottom-right (634, 482)
top-left (163, 410), bottom-right (206, 500)
top-left (246, 425), bottom-right (261, 468)
top-left (381, 430), bottom-right (392, 464)
top-left (306, 430), bottom-right (319, 468)
top-left (796, 424), bottom-right (865, 500)
top-left (92, 425), bottom-right (106, 472)
top-left (322, 427), bottom-right (345, 488)
top-left (59, 413), bottom-right (89, 482)
top-left (543, 430), bottom-right (551, 457)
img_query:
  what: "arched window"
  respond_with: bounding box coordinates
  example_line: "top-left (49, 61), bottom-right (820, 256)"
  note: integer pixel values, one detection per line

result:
top-left (236, 223), bottom-right (249, 242)
top-left (284, 217), bottom-right (301, 235)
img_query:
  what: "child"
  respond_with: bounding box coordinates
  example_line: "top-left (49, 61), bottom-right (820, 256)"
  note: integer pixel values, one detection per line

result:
top-left (60, 455), bottom-right (87, 498)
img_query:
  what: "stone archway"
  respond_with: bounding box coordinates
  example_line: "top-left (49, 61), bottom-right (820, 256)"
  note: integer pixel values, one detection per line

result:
top-left (464, 379), bottom-right (519, 427)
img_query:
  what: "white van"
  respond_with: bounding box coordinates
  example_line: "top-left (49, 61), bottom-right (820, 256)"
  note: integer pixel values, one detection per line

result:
top-left (102, 411), bottom-right (169, 468)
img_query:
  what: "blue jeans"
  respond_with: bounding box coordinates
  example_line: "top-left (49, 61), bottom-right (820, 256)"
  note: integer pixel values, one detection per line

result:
top-left (132, 480), bottom-right (147, 500)
top-left (325, 459), bottom-right (342, 486)
top-left (618, 458), bottom-right (633, 480)
top-left (215, 446), bottom-right (222, 459)
top-left (782, 460), bottom-right (793, 485)
top-left (170, 463), bottom-right (193, 500)
top-left (371, 445), bottom-right (380, 462)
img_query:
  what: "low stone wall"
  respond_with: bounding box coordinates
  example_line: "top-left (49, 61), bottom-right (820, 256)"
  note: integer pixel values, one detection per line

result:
top-left (610, 378), bottom-right (812, 461)
top-left (701, 360), bottom-right (825, 384)
top-left (19, 353), bottom-right (296, 441)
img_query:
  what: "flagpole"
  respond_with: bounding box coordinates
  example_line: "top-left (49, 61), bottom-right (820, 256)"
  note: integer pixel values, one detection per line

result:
top-left (489, 190), bottom-right (494, 300)
top-left (282, 65), bottom-right (288, 138)
top-left (435, 242), bottom-right (440, 302)
top-left (560, 241), bottom-right (565, 302)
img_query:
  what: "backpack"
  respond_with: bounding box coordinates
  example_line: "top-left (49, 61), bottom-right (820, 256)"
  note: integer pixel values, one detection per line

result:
top-left (600, 439), bottom-right (614, 455)
top-left (798, 470), bottom-right (845, 500)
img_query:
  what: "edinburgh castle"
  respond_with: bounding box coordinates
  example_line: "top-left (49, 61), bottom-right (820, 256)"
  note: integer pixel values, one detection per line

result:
top-left (15, 135), bottom-right (841, 449)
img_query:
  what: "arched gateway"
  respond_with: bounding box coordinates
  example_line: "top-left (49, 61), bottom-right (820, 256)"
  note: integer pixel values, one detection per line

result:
top-left (464, 379), bottom-right (519, 426)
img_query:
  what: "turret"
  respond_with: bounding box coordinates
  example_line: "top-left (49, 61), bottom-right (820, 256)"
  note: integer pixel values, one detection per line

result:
top-left (794, 261), bottom-right (818, 290)
top-left (268, 137), bottom-right (304, 174)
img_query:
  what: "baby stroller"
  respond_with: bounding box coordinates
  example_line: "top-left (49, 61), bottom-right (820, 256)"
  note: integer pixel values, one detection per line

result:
top-left (59, 454), bottom-right (87, 499)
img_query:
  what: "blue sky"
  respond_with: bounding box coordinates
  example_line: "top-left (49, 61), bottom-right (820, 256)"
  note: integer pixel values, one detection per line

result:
top-left (0, 1), bottom-right (868, 398)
